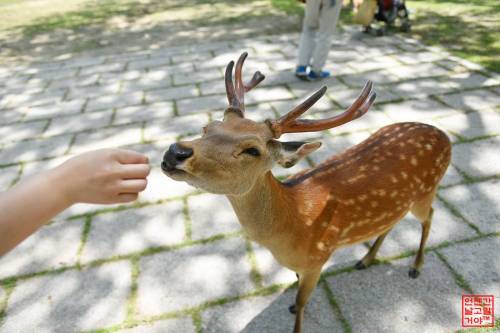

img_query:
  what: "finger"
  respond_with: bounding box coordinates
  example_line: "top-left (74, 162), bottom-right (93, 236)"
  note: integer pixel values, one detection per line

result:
top-left (117, 193), bottom-right (139, 203)
top-left (119, 179), bottom-right (148, 193)
top-left (119, 163), bottom-right (151, 179)
top-left (116, 149), bottom-right (149, 164)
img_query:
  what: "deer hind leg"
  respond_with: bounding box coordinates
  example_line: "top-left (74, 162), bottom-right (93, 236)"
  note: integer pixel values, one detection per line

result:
top-left (289, 269), bottom-right (322, 333)
top-left (355, 228), bottom-right (392, 270)
top-left (409, 190), bottom-right (436, 279)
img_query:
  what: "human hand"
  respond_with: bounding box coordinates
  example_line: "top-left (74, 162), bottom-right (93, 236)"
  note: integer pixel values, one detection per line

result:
top-left (54, 149), bottom-right (150, 204)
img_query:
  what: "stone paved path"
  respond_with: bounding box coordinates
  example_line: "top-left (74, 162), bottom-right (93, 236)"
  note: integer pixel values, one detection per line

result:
top-left (0, 26), bottom-right (499, 333)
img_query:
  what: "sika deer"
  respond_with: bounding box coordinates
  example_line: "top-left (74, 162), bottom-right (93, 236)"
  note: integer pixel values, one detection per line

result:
top-left (161, 52), bottom-right (451, 333)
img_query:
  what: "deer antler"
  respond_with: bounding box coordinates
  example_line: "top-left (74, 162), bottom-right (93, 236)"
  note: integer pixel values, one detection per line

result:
top-left (224, 52), bottom-right (265, 117)
top-left (269, 81), bottom-right (376, 138)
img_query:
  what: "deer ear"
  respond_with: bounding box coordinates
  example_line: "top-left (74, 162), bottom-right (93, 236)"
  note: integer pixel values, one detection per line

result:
top-left (271, 140), bottom-right (322, 168)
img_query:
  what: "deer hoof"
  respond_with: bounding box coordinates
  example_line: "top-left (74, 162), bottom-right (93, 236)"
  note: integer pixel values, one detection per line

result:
top-left (355, 260), bottom-right (367, 270)
top-left (289, 304), bottom-right (297, 314)
top-left (408, 268), bottom-right (420, 279)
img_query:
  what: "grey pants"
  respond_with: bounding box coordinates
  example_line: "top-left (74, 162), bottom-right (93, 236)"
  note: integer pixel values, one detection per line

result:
top-left (297, 0), bottom-right (343, 72)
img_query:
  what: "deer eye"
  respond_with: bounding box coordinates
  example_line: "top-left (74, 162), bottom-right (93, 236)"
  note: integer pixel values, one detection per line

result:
top-left (242, 147), bottom-right (261, 157)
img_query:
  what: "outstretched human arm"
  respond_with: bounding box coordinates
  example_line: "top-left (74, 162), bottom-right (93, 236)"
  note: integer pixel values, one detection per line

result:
top-left (0, 149), bottom-right (150, 256)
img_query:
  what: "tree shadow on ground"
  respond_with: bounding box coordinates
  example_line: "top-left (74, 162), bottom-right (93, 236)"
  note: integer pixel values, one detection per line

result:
top-left (0, 0), bottom-right (301, 64)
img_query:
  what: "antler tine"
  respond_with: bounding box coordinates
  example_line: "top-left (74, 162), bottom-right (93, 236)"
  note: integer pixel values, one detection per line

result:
top-left (234, 52), bottom-right (247, 110)
top-left (245, 71), bottom-right (265, 92)
top-left (270, 81), bottom-right (375, 138)
top-left (225, 60), bottom-right (237, 108)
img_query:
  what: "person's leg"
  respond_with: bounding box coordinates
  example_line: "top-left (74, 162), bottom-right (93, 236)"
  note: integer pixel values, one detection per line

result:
top-left (297, 0), bottom-right (322, 71)
top-left (310, 0), bottom-right (342, 74)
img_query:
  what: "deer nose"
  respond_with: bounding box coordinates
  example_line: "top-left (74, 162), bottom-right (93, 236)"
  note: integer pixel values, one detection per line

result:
top-left (162, 143), bottom-right (193, 171)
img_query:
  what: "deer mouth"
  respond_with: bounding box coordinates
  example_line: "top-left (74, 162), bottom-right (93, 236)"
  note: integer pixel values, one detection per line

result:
top-left (161, 161), bottom-right (187, 178)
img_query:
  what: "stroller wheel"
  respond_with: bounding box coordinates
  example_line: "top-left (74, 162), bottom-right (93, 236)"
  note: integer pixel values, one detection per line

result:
top-left (400, 21), bottom-right (411, 33)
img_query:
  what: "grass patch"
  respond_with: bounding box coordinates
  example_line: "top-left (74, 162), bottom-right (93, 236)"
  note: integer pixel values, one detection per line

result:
top-left (406, 0), bottom-right (500, 72)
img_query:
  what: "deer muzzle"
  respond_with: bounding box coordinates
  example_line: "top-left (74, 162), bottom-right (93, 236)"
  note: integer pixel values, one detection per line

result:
top-left (162, 143), bottom-right (193, 172)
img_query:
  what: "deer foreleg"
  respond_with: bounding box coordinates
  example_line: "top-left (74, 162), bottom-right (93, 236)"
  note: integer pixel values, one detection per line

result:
top-left (292, 269), bottom-right (321, 333)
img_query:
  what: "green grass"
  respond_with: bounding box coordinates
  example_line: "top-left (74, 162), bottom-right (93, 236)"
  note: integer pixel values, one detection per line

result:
top-left (406, 0), bottom-right (500, 72)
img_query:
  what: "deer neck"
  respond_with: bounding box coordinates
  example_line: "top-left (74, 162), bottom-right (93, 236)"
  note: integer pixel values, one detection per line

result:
top-left (226, 171), bottom-right (295, 243)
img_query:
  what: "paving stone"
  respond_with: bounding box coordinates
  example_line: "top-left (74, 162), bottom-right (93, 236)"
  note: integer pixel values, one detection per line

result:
top-left (177, 94), bottom-right (228, 115)
top-left (0, 165), bottom-right (19, 191)
top-left (375, 199), bottom-right (477, 259)
top-left (387, 62), bottom-right (449, 79)
top-left (1, 89), bottom-right (62, 109)
top-left (127, 57), bottom-right (172, 71)
top-left (70, 125), bottom-right (142, 154)
top-left (0, 108), bottom-right (24, 124)
top-left (137, 237), bottom-right (254, 316)
top-left (65, 82), bottom-right (121, 100)
top-left (389, 78), bottom-right (457, 99)
top-left (439, 236), bottom-right (500, 296)
top-left (435, 110), bottom-right (500, 139)
top-left (118, 317), bottom-right (196, 333)
top-left (0, 120), bottom-right (47, 143)
top-left (326, 253), bottom-right (464, 333)
top-left (451, 138), bottom-right (500, 178)
top-left (120, 76), bottom-right (170, 93)
top-left (144, 85), bottom-right (198, 103)
top-left (61, 55), bottom-right (106, 69)
top-left (342, 70), bottom-right (400, 87)
top-left (199, 80), bottom-right (226, 96)
top-left (0, 219), bottom-right (84, 279)
top-left (271, 95), bottom-right (335, 115)
top-left (0, 261), bottom-right (131, 333)
top-left (445, 72), bottom-right (500, 90)
top-left (438, 89), bottom-right (499, 112)
top-left (245, 86), bottom-right (294, 105)
top-left (35, 67), bottom-right (78, 81)
top-left (287, 76), bottom-right (345, 99)
top-left (81, 201), bottom-right (186, 262)
top-left (18, 154), bottom-right (73, 182)
top-left (439, 180), bottom-right (500, 234)
top-left (48, 73), bottom-right (100, 90)
top-left (144, 113), bottom-right (209, 141)
top-left (378, 98), bottom-right (456, 123)
top-left (440, 164), bottom-right (464, 187)
top-left (23, 99), bottom-right (86, 120)
top-left (113, 102), bottom-right (174, 126)
top-left (188, 193), bottom-right (240, 240)
top-left (85, 92), bottom-right (144, 112)
top-left (172, 68), bottom-right (222, 85)
top-left (44, 110), bottom-right (113, 136)
top-left (100, 69), bottom-right (143, 83)
top-left (202, 286), bottom-right (343, 333)
top-left (392, 51), bottom-right (446, 65)
top-left (434, 59), bottom-right (469, 73)
top-left (0, 134), bottom-right (72, 164)
top-left (78, 62), bottom-right (126, 76)
top-left (327, 86), bottom-right (399, 109)
top-left (170, 52), bottom-right (211, 65)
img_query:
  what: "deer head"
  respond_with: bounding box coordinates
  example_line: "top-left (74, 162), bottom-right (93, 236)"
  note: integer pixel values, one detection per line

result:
top-left (161, 52), bottom-right (376, 195)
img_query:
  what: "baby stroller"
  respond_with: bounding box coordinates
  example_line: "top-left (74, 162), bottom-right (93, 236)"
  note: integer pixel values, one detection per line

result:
top-left (354, 0), bottom-right (411, 36)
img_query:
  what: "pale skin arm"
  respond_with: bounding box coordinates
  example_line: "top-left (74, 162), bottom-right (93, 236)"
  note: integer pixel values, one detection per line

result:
top-left (0, 149), bottom-right (151, 256)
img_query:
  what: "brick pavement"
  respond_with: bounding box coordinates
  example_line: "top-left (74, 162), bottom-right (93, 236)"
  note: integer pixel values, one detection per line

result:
top-left (0, 27), bottom-right (499, 332)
